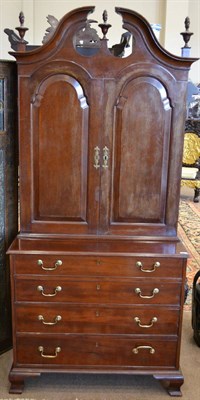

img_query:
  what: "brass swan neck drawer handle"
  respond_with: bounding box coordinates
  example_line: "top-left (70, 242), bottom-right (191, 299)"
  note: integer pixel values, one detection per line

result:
top-left (37, 259), bottom-right (62, 271)
top-left (38, 315), bottom-right (62, 325)
top-left (136, 261), bottom-right (160, 273)
top-left (134, 316), bottom-right (158, 328)
top-left (135, 287), bottom-right (159, 299)
top-left (132, 345), bottom-right (155, 354)
top-left (38, 346), bottom-right (61, 358)
top-left (37, 285), bottom-right (62, 297)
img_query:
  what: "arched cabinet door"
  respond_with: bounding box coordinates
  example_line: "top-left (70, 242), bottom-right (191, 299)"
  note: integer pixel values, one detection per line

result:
top-left (105, 75), bottom-right (172, 236)
top-left (22, 72), bottom-right (100, 235)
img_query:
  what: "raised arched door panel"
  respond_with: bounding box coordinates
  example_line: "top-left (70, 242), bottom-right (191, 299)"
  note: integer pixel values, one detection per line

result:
top-left (19, 67), bottom-right (103, 235)
top-left (107, 75), bottom-right (172, 236)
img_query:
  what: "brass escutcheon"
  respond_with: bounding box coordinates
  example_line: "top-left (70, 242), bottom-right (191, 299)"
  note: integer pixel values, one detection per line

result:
top-left (94, 146), bottom-right (100, 169)
top-left (102, 146), bottom-right (109, 169)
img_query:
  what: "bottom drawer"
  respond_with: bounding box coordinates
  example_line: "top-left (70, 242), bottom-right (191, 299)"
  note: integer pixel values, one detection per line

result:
top-left (15, 335), bottom-right (178, 368)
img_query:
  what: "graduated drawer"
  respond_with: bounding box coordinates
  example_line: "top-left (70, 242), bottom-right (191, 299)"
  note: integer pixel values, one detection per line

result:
top-left (15, 334), bottom-right (178, 368)
top-left (12, 254), bottom-right (184, 278)
top-left (15, 303), bottom-right (180, 335)
top-left (14, 276), bottom-right (182, 305)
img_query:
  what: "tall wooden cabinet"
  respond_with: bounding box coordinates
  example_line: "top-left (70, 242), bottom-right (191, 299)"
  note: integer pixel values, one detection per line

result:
top-left (7, 6), bottom-right (197, 395)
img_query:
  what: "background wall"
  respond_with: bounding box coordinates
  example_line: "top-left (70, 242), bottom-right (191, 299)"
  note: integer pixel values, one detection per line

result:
top-left (0, 0), bottom-right (199, 83)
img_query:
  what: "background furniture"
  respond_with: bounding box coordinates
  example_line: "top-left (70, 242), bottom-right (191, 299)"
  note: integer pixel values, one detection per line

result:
top-left (6, 6), bottom-right (197, 396)
top-left (185, 118), bottom-right (200, 136)
top-left (0, 60), bottom-right (18, 355)
top-left (181, 132), bottom-right (200, 202)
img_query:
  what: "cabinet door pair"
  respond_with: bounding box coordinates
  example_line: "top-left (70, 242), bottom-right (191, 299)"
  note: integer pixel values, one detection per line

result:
top-left (19, 66), bottom-right (172, 236)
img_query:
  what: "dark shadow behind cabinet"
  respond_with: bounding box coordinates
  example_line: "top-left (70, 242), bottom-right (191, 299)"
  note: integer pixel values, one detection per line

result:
top-left (0, 60), bottom-right (18, 354)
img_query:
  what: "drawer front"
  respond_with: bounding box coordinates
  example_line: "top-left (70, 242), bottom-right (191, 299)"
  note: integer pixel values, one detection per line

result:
top-left (15, 335), bottom-right (178, 368)
top-left (15, 277), bottom-right (182, 305)
top-left (15, 303), bottom-right (180, 335)
top-left (12, 254), bottom-right (183, 278)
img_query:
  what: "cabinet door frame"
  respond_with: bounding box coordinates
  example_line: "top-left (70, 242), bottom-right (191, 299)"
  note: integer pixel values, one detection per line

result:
top-left (98, 67), bottom-right (183, 238)
top-left (18, 69), bottom-right (101, 235)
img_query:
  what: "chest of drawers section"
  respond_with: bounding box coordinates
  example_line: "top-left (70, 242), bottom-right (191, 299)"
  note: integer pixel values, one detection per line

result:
top-left (9, 250), bottom-right (186, 374)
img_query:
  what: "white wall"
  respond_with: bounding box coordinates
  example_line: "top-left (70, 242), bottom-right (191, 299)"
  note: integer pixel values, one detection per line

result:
top-left (2, 0), bottom-right (164, 50)
top-left (0, 0), bottom-right (23, 60)
top-left (164, 0), bottom-right (190, 54)
top-left (0, 0), bottom-right (199, 83)
top-left (188, 0), bottom-right (200, 84)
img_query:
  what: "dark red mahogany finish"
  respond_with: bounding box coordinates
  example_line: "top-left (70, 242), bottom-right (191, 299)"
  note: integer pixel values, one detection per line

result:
top-left (7, 6), bottom-right (197, 396)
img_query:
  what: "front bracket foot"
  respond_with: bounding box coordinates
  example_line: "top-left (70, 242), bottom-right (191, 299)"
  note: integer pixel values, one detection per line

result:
top-left (154, 373), bottom-right (184, 396)
top-left (9, 374), bottom-right (24, 394)
top-left (9, 366), bottom-right (41, 394)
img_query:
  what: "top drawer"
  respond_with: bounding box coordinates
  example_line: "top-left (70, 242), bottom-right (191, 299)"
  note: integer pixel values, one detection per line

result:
top-left (12, 254), bottom-right (184, 278)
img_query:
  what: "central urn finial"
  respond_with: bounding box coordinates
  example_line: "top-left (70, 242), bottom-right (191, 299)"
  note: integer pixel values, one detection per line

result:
top-left (98, 10), bottom-right (112, 39)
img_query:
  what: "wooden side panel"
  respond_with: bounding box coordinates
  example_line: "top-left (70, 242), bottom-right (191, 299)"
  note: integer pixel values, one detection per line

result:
top-left (112, 77), bottom-right (171, 224)
top-left (0, 61), bottom-right (18, 354)
top-left (32, 75), bottom-right (88, 222)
